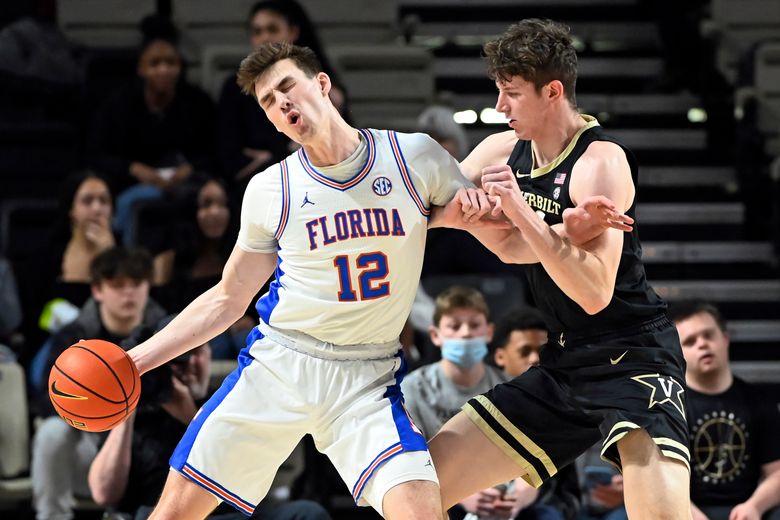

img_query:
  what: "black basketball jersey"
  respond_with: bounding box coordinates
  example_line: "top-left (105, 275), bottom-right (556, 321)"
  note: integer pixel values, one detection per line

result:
top-left (507, 116), bottom-right (665, 334)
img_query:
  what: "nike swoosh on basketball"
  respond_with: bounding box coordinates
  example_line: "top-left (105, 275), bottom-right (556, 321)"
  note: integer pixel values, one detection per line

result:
top-left (50, 380), bottom-right (87, 400)
top-left (610, 350), bottom-right (628, 365)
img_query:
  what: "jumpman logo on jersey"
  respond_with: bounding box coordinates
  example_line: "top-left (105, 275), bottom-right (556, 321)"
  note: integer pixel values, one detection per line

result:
top-left (301, 192), bottom-right (315, 208)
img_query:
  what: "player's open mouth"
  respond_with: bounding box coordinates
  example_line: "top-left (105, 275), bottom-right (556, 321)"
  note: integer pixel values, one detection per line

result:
top-left (287, 111), bottom-right (301, 127)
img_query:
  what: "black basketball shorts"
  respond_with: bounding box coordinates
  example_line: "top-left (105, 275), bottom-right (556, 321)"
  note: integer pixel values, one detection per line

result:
top-left (464, 315), bottom-right (690, 488)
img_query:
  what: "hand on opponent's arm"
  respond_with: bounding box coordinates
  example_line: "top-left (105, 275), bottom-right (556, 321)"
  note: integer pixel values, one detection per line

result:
top-left (482, 143), bottom-right (634, 314)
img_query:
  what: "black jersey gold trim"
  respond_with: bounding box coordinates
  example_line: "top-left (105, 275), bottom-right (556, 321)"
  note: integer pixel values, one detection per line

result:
top-left (529, 115), bottom-right (600, 178)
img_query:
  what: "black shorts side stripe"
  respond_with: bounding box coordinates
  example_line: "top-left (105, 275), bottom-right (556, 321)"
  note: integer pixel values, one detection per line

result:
top-left (464, 395), bottom-right (558, 487)
top-left (654, 437), bottom-right (691, 472)
top-left (601, 421), bottom-right (692, 473)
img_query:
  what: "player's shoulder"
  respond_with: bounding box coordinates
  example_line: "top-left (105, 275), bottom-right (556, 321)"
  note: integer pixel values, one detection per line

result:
top-left (477, 130), bottom-right (518, 150)
top-left (382, 129), bottom-right (441, 153)
top-left (574, 141), bottom-right (628, 178)
top-left (469, 130), bottom-right (517, 164)
top-left (244, 161), bottom-right (288, 193)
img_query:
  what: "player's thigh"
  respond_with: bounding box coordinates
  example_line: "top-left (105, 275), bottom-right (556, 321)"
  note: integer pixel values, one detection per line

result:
top-left (429, 411), bottom-right (527, 510)
top-left (316, 354), bottom-right (435, 514)
top-left (170, 342), bottom-right (310, 514)
top-left (149, 469), bottom-right (220, 520)
top-left (618, 429), bottom-right (690, 520)
top-left (382, 478), bottom-right (443, 520)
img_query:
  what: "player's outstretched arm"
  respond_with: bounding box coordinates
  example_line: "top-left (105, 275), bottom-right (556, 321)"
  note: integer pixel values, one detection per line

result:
top-left (483, 142), bottom-right (634, 315)
top-left (129, 246), bottom-right (277, 374)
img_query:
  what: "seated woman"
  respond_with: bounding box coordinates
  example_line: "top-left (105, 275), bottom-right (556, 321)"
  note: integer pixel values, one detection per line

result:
top-left (33, 170), bottom-right (116, 336)
top-left (218, 0), bottom-right (347, 194)
top-left (154, 177), bottom-right (258, 358)
top-left (87, 15), bottom-right (216, 244)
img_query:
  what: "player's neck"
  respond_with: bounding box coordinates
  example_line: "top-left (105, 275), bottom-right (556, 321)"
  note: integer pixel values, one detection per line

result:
top-left (441, 359), bottom-right (486, 388)
top-left (687, 368), bottom-right (733, 395)
top-left (303, 116), bottom-right (360, 167)
top-left (530, 110), bottom-right (587, 168)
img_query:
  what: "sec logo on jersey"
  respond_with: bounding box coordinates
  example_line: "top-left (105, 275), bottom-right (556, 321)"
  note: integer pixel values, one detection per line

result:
top-left (372, 177), bottom-right (392, 196)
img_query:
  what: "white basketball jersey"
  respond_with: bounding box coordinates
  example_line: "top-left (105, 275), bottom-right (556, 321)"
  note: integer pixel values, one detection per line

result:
top-left (237, 129), bottom-right (465, 345)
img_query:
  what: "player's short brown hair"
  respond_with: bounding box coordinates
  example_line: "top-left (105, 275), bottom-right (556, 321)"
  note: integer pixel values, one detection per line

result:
top-left (433, 286), bottom-right (490, 326)
top-left (236, 42), bottom-right (323, 99)
top-left (484, 19), bottom-right (578, 106)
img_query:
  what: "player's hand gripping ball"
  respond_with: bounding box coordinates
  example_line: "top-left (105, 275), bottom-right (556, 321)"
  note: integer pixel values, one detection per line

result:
top-left (48, 339), bottom-right (141, 432)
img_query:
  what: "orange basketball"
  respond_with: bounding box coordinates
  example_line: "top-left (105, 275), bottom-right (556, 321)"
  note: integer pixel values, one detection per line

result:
top-left (48, 339), bottom-right (141, 432)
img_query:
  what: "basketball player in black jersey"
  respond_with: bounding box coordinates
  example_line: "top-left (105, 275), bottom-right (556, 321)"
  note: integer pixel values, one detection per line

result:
top-left (430, 19), bottom-right (692, 519)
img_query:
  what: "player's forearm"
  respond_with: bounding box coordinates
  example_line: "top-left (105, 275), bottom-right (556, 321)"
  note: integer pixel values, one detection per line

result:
top-left (130, 283), bottom-right (246, 374)
top-left (746, 471), bottom-right (780, 514)
top-left (468, 226), bottom-right (538, 264)
top-left (88, 416), bottom-right (134, 505)
top-left (513, 206), bottom-right (614, 314)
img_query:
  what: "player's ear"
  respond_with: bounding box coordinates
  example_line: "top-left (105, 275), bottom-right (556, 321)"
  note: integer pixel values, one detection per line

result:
top-left (317, 72), bottom-right (331, 97)
top-left (546, 80), bottom-right (564, 101)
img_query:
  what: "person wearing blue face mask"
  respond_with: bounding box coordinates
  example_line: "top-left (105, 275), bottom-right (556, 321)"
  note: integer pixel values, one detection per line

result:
top-left (403, 286), bottom-right (540, 519)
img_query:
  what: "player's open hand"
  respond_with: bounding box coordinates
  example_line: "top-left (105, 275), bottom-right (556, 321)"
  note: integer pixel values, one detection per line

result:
top-left (563, 195), bottom-right (634, 245)
top-left (482, 165), bottom-right (525, 222)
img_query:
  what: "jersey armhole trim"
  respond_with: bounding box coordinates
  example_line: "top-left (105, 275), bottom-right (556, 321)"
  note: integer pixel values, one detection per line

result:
top-left (387, 130), bottom-right (430, 217)
top-left (274, 159), bottom-right (291, 240)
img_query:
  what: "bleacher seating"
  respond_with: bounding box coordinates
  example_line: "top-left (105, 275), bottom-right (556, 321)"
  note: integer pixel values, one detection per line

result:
top-left (58, 0), bottom-right (154, 48)
top-left (329, 44), bottom-right (434, 131)
top-left (701, 0), bottom-right (780, 85)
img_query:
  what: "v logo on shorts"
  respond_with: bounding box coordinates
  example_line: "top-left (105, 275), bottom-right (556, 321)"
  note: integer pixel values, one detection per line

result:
top-left (630, 373), bottom-right (685, 417)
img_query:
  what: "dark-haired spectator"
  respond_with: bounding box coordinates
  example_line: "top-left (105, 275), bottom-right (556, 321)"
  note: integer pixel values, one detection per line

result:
top-left (88, 15), bottom-right (216, 244)
top-left (21, 171), bottom-right (115, 362)
top-left (670, 301), bottom-right (780, 520)
top-left (490, 306), bottom-right (546, 378)
top-left (31, 246), bottom-right (166, 520)
top-left (155, 178), bottom-right (255, 358)
top-left (218, 0), bottom-right (346, 191)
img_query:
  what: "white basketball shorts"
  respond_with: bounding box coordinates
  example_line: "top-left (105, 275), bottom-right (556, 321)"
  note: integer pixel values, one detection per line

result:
top-left (169, 325), bottom-right (437, 516)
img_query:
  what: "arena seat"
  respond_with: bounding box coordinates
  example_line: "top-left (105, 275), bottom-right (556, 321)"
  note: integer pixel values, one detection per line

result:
top-left (0, 362), bottom-right (32, 503)
top-left (58, 0), bottom-right (154, 47)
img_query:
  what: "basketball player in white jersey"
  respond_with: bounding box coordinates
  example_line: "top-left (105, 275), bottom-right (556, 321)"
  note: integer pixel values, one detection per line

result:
top-left (124, 42), bottom-right (466, 520)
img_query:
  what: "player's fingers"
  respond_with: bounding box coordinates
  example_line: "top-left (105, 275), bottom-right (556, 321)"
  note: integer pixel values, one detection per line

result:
top-left (482, 172), bottom-right (515, 186)
top-left (471, 189), bottom-right (492, 222)
top-left (480, 164), bottom-right (513, 176)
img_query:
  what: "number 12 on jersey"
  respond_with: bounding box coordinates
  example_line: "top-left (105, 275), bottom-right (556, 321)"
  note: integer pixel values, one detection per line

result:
top-left (333, 252), bottom-right (390, 301)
